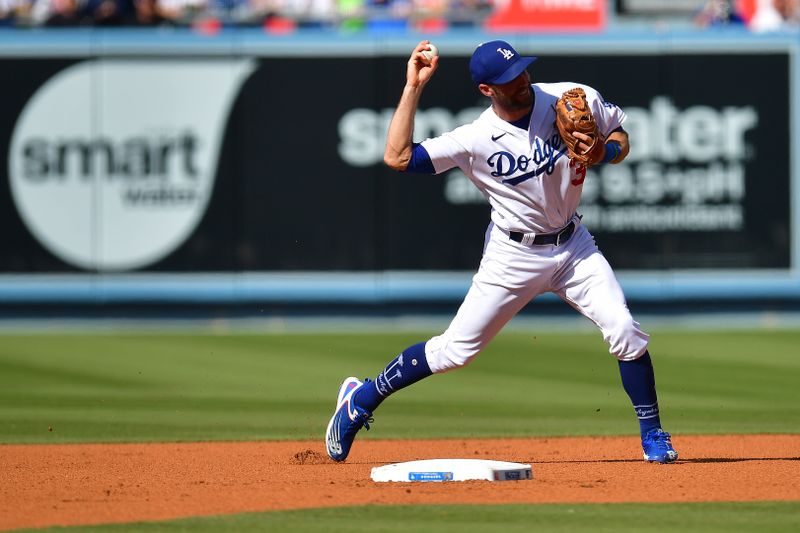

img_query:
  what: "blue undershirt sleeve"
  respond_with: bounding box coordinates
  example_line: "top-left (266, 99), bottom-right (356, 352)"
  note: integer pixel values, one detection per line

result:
top-left (403, 143), bottom-right (436, 174)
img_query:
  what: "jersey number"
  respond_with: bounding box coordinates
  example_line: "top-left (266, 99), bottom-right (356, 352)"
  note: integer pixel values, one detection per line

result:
top-left (569, 160), bottom-right (586, 186)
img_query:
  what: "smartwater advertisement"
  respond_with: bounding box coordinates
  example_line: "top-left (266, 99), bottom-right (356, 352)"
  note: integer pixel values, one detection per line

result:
top-left (0, 49), bottom-right (791, 272)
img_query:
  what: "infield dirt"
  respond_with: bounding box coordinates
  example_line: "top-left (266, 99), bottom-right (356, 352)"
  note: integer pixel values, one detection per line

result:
top-left (1, 434), bottom-right (798, 531)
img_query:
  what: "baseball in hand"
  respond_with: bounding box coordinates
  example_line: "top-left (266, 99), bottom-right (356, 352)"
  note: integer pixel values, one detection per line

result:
top-left (421, 43), bottom-right (439, 64)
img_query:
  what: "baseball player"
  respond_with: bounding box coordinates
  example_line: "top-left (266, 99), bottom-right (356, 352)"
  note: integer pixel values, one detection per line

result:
top-left (325, 40), bottom-right (678, 464)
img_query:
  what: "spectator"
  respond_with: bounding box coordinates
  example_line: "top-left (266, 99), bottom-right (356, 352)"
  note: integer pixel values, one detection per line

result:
top-left (84, 0), bottom-right (135, 25)
top-left (694, 0), bottom-right (747, 26)
top-left (749, 0), bottom-right (800, 31)
top-left (244, 0), bottom-right (286, 26)
top-left (128, 0), bottom-right (173, 25)
top-left (411, 0), bottom-right (445, 32)
top-left (286, 0), bottom-right (337, 28)
top-left (157, 0), bottom-right (206, 24)
top-left (775, 0), bottom-right (800, 21)
top-left (1, 0), bottom-right (34, 26)
top-left (44, 0), bottom-right (90, 25)
top-left (447, 0), bottom-right (492, 28)
top-left (206, 0), bottom-right (250, 24)
top-left (255, 1), bottom-right (299, 31)
top-left (367, 0), bottom-right (410, 31)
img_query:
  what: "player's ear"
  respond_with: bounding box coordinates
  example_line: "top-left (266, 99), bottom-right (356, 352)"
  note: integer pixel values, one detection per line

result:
top-left (478, 83), bottom-right (493, 97)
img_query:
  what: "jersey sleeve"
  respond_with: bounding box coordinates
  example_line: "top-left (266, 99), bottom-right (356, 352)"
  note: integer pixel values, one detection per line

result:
top-left (418, 126), bottom-right (473, 175)
top-left (404, 143), bottom-right (436, 174)
top-left (585, 86), bottom-right (627, 137)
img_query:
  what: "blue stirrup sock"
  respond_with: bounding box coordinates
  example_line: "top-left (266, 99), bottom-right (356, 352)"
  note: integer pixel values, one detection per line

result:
top-left (618, 350), bottom-right (662, 437)
top-left (354, 342), bottom-right (433, 413)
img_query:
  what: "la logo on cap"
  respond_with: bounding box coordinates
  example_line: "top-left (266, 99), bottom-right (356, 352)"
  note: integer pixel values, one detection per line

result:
top-left (497, 48), bottom-right (514, 60)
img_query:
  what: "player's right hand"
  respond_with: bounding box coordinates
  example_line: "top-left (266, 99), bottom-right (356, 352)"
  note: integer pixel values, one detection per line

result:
top-left (406, 40), bottom-right (438, 89)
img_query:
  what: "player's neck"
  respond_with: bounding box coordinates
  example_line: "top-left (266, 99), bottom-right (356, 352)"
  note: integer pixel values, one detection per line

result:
top-left (507, 108), bottom-right (532, 130)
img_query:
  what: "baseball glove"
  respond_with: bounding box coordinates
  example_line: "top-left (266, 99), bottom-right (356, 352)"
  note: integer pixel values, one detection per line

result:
top-left (555, 87), bottom-right (605, 167)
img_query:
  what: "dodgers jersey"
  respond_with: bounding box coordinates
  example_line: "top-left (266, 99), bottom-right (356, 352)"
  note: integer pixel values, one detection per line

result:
top-left (420, 82), bottom-right (626, 234)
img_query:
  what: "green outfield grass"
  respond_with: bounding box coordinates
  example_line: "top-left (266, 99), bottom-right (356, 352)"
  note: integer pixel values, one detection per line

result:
top-left (13, 502), bottom-right (800, 533)
top-left (1, 329), bottom-right (799, 444)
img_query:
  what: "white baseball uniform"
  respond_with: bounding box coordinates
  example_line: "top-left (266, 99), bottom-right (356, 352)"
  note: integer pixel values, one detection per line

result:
top-left (419, 82), bottom-right (649, 373)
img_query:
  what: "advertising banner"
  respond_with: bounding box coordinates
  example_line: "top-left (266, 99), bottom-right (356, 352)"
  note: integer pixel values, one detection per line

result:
top-left (486, 0), bottom-right (607, 32)
top-left (0, 47), bottom-right (791, 273)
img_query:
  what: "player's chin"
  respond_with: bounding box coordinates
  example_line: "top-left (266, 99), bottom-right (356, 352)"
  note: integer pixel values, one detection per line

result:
top-left (513, 90), bottom-right (533, 108)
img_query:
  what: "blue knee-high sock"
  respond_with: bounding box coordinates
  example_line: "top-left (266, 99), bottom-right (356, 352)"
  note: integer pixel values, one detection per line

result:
top-left (354, 342), bottom-right (433, 413)
top-left (618, 351), bottom-right (662, 437)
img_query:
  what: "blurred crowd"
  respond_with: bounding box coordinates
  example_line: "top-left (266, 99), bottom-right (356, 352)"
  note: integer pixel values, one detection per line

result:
top-left (694, 0), bottom-right (799, 32)
top-left (0, 0), bottom-right (493, 29)
top-left (0, 0), bottom-right (798, 32)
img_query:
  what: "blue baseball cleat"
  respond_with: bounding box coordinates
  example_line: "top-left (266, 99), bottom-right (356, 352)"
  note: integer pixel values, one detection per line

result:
top-left (642, 428), bottom-right (679, 463)
top-left (325, 377), bottom-right (374, 462)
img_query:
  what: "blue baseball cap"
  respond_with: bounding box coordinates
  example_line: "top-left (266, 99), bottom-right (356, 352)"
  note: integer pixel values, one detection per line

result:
top-left (469, 40), bottom-right (537, 85)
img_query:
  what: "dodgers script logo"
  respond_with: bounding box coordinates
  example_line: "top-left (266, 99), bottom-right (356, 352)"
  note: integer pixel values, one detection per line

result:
top-left (488, 132), bottom-right (567, 186)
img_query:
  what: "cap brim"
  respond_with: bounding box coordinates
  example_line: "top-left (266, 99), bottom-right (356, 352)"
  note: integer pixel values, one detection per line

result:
top-left (489, 56), bottom-right (537, 85)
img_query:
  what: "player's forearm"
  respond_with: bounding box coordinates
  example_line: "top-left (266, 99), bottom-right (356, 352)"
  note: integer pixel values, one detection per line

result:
top-left (384, 84), bottom-right (425, 171)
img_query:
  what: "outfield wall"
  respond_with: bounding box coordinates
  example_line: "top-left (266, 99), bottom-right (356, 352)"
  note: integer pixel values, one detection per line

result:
top-left (0, 29), bottom-right (798, 305)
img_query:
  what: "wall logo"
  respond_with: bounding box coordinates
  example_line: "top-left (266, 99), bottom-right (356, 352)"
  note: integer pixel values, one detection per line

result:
top-left (338, 106), bottom-right (485, 167)
top-left (8, 59), bottom-right (255, 271)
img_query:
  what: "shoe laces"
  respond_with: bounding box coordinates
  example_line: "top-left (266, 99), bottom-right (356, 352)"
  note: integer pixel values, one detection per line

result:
top-left (646, 429), bottom-right (673, 446)
top-left (358, 378), bottom-right (374, 430)
top-left (344, 408), bottom-right (373, 439)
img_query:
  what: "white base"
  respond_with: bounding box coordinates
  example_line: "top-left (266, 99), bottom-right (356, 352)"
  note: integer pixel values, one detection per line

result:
top-left (370, 459), bottom-right (533, 482)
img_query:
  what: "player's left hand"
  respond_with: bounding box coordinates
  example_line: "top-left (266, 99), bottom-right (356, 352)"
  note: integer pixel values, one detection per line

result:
top-left (555, 87), bottom-right (605, 167)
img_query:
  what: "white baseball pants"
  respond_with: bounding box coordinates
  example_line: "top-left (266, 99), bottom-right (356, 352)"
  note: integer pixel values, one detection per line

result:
top-left (425, 221), bottom-right (649, 373)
